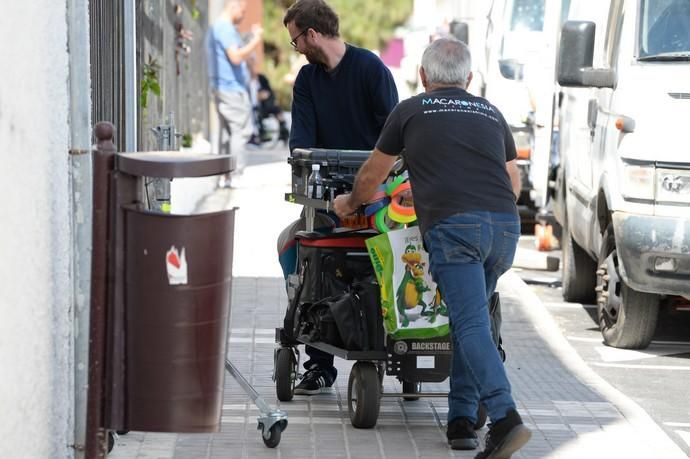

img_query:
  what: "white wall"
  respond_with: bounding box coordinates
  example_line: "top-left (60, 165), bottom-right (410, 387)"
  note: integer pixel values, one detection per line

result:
top-left (0, 2), bottom-right (74, 458)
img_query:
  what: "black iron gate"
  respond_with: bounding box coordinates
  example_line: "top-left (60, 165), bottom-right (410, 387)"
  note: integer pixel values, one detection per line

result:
top-left (89, 0), bottom-right (210, 152)
top-left (136, 0), bottom-right (210, 151)
top-left (90, 1), bottom-right (128, 150)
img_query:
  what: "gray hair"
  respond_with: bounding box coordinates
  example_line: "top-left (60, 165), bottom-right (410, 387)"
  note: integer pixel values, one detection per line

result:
top-left (421, 37), bottom-right (472, 86)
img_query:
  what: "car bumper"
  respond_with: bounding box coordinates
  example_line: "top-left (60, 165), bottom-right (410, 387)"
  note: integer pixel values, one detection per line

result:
top-left (613, 211), bottom-right (690, 297)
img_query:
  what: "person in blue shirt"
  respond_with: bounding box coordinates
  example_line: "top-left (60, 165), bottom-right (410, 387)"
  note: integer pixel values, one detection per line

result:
top-left (207, 0), bottom-right (263, 187)
top-left (280, 0), bottom-right (399, 396)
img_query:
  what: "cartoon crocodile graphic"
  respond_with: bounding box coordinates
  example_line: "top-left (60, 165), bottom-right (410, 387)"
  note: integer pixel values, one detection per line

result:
top-left (396, 244), bottom-right (431, 327)
top-left (422, 287), bottom-right (449, 323)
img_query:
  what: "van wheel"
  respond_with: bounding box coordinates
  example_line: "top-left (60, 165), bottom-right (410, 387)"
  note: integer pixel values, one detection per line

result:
top-left (561, 221), bottom-right (596, 303)
top-left (597, 225), bottom-right (659, 349)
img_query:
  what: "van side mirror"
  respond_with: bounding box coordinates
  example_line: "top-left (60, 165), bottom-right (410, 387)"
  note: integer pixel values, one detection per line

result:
top-left (450, 20), bottom-right (469, 45)
top-left (498, 59), bottom-right (524, 81)
top-left (557, 20), bottom-right (616, 89)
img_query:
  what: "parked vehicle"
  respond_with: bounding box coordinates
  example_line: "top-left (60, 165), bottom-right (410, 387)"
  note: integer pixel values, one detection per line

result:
top-left (482, 0), bottom-right (569, 224)
top-left (554, 0), bottom-right (690, 348)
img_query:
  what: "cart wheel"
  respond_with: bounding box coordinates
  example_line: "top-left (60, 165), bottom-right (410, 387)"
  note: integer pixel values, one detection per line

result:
top-left (275, 347), bottom-right (296, 402)
top-left (474, 404), bottom-right (487, 430)
top-left (376, 362), bottom-right (386, 385)
top-left (261, 422), bottom-right (283, 448)
top-left (402, 380), bottom-right (421, 401)
top-left (107, 431), bottom-right (115, 453)
top-left (348, 362), bottom-right (381, 428)
top-left (498, 347), bottom-right (506, 362)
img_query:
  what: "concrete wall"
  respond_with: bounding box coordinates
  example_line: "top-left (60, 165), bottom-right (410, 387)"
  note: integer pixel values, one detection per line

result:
top-left (0, 2), bottom-right (74, 458)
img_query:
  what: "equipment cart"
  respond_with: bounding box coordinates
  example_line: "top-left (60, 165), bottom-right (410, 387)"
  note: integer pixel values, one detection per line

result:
top-left (273, 149), bottom-right (500, 429)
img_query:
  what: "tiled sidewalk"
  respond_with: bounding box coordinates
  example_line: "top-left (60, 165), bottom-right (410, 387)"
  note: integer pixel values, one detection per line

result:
top-left (110, 275), bottom-right (684, 459)
top-left (109, 159), bottom-right (686, 459)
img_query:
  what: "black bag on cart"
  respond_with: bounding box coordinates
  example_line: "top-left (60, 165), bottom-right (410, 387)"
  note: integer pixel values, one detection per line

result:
top-left (489, 291), bottom-right (505, 360)
top-left (296, 297), bottom-right (344, 348)
top-left (296, 231), bottom-right (375, 303)
top-left (295, 282), bottom-right (384, 352)
top-left (328, 280), bottom-right (384, 351)
top-left (283, 230), bottom-right (382, 348)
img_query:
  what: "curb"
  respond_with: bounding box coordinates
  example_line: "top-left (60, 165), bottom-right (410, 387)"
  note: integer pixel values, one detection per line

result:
top-left (499, 270), bottom-right (688, 458)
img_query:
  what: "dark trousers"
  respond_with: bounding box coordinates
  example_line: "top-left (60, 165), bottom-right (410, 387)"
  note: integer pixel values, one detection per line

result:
top-left (304, 346), bottom-right (337, 380)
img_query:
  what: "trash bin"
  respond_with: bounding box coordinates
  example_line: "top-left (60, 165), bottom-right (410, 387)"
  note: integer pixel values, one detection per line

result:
top-left (123, 207), bottom-right (235, 432)
top-left (104, 151), bottom-right (236, 433)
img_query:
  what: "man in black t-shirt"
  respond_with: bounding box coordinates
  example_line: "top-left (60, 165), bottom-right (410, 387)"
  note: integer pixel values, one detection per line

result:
top-left (334, 38), bottom-right (531, 458)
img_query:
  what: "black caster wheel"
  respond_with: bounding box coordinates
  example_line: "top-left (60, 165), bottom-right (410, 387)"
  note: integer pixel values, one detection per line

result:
top-left (474, 404), bottom-right (487, 430)
top-left (376, 362), bottom-right (386, 385)
top-left (402, 380), bottom-right (421, 401)
top-left (107, 431), bottom-right (115, 453)
top-left (261, 421), bottom-right (286, 448)
top-left (498, 347), bottom-right (506, 362)
top-left (275, 347), bottom-right (296, 402)
top-left (348, 361), bottom-right (381, 428)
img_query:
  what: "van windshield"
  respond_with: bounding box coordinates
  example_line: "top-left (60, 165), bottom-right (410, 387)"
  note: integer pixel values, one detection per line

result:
top-left (510, 0), bottom-right (545, 32)
top-left (638, 0), bottom-right (690, 59)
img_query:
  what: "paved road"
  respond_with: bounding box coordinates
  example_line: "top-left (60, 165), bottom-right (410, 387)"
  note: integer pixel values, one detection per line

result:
top-left (516, 235), bottom-right (690, 456)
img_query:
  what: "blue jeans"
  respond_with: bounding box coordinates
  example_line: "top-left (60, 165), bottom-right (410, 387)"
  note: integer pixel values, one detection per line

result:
top-left (423, 211), bottom-right (520, 424)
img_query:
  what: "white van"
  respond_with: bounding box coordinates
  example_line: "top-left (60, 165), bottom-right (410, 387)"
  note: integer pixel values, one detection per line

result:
top-left (554, 0), bottom-right (690, 348)
top-left (482, 0), bottom-right (568, 221)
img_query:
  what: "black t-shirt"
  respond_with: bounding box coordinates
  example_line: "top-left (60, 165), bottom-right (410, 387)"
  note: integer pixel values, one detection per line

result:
top-left (376, 87), bottom-right (518, 236)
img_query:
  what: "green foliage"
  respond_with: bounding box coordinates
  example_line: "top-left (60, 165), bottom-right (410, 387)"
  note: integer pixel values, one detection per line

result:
top-left (181, 133), bottom-right (193, 148)
top-left (190, 0), bottom-right (200, 20)
top-left (140, 55), bottom-right (161, 109)
top-left (262, 0), bottom-right (413, 109)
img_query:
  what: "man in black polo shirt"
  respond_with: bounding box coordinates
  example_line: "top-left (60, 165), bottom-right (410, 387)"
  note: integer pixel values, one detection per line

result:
top-left (334, 38), bottom-right (531, 458)
top-left (281, 0), bottom-right (398, 395)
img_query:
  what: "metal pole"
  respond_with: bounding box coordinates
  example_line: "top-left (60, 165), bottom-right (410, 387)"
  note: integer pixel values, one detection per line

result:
top-left (85, 123), bottom-right (117, 459)
top-left (148, 112), bottom-right (178, 211)
top-left (67, 0), bottom-right (93, 456)
top-left (124, 0), bottom-right (137, 152)
top-left (224, 359), bottom-right (272, 414)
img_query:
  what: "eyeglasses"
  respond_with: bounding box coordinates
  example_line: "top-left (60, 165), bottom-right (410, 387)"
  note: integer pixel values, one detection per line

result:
top-left (290, 28), bottom-right (308, 49)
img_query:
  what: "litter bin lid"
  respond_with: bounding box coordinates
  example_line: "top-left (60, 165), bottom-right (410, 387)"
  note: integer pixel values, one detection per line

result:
top-left (116, 152), bottom-right (234, 178)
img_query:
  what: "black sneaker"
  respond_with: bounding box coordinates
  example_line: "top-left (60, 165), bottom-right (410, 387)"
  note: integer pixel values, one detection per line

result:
top-left (246, 135), bottom-right (261, 149)
top-left (447, 417), bottom-right (479, 450)
top-left (294, 368), bottom-right (334, 395)
top-left (278, 126), bottom-right (290, 143)
top-left (475, 409), bottom-right (531, 459)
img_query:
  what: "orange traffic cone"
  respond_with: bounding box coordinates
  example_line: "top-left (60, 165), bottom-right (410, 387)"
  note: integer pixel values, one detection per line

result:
top-left (535, 223), bottom-right (555, 251)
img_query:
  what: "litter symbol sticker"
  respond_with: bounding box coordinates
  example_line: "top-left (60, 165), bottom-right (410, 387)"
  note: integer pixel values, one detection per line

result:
top-left (166, 246), bottom-right (188, 285)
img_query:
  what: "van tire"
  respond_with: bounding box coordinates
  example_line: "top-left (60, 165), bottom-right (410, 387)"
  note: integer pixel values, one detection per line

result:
top-left (561, 222), bottom-right (596, 303)
top-left (597, 225), bottom-right (659, 349)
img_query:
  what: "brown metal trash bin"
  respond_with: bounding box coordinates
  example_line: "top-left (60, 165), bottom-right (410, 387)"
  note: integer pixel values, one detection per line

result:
top-left (95, 150), bottom-right (284, 447)
top-left (123, 206), bottom-right (235, 432)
